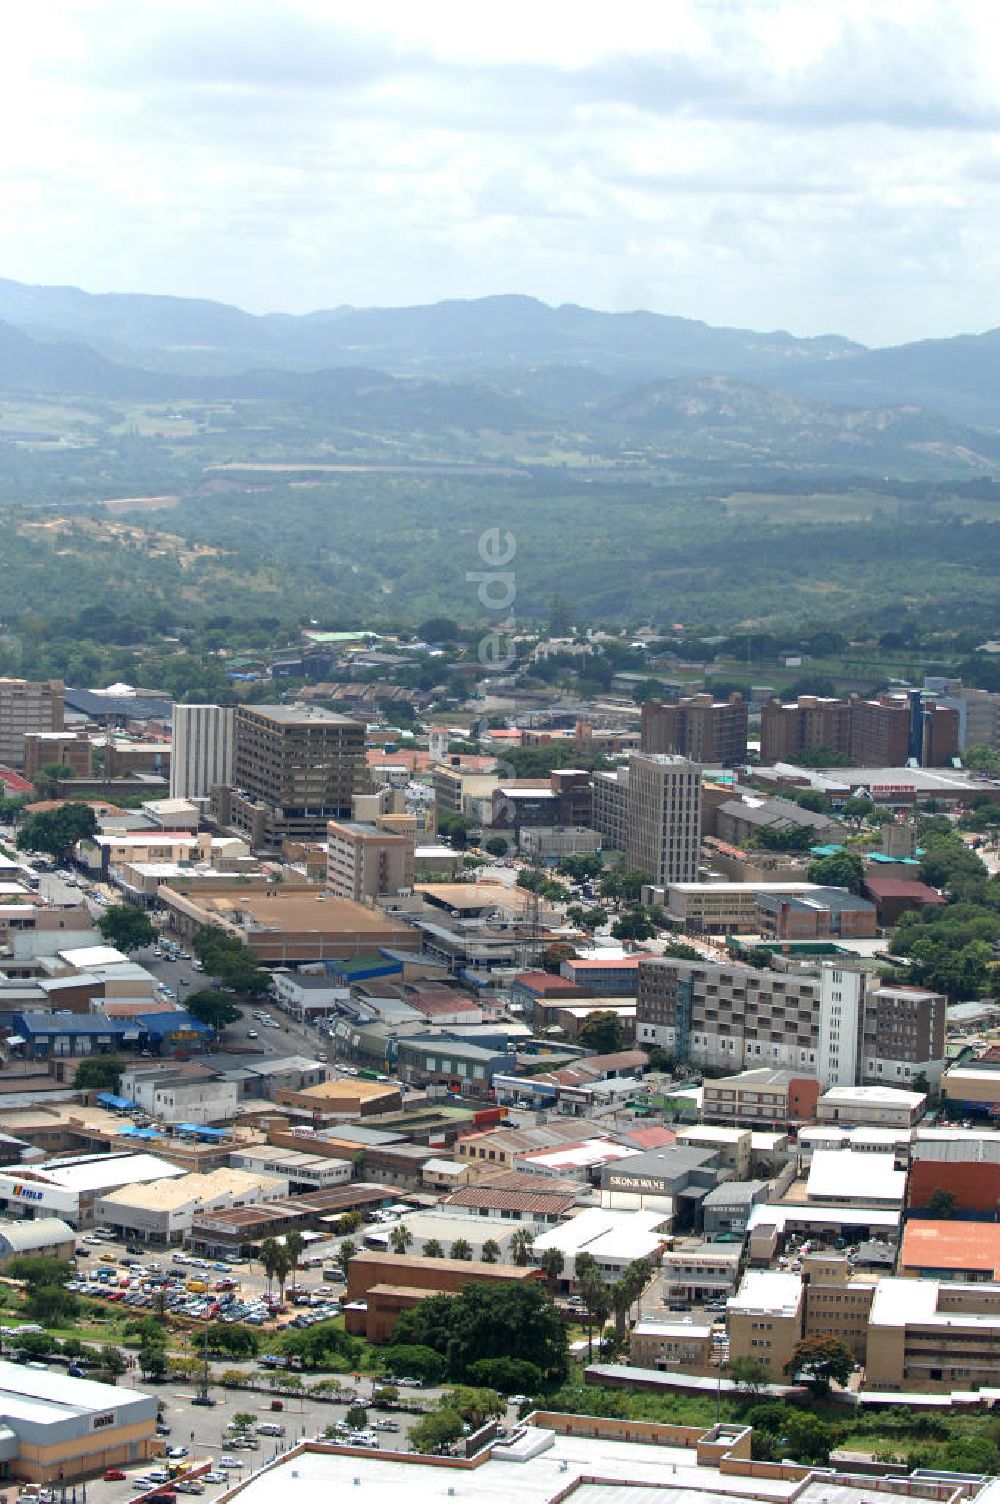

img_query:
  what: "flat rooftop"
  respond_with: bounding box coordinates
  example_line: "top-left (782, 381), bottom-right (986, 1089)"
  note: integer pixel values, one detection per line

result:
top-left (226, 1427), bottom-right (924, 1504)
top-left (900, 1219), bottom-right (1000, 1276)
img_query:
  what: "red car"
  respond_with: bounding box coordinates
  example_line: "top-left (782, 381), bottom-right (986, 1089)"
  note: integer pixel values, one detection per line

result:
top-left (103, 1470), bottom-right (127, 1482)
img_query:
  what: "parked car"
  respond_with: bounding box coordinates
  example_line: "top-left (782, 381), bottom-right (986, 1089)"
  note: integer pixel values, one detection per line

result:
top-left (103, 1470), bottom-right (126, 1482)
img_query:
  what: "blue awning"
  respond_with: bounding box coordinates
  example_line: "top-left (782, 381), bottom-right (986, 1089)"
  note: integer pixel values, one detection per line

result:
top-left (117, 1125), bottom-right (161, 1138)
top-left (97, 1092), bottom-right (138, 1110)
top-left (174, 1123), bottom-right (225, 1138)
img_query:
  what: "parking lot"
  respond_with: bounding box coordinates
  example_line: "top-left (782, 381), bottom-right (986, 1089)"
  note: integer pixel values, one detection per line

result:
top-left (81, 1378), bottom-right (441, 1504)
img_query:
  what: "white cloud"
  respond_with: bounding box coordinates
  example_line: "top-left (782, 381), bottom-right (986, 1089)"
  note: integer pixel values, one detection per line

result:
top-left (0, 0), bottom-right (998, 342)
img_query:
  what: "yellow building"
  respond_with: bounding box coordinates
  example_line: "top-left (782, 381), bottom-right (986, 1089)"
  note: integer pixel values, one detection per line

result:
top-left (726, 1269), bottom-right (802, 1379)
top-left (867, 1278), bottom-right (1000, 1391)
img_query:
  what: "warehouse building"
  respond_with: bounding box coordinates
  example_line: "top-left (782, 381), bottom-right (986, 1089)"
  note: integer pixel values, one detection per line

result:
top-left (0, 1217), bottom-right (76, 1265)
top-left (94, 1166), bottom-right (289, 1244)
top-left (0, 1152), bottom-right (185, 1227)
top-left (0, 1360), bottom-right (157, 1481)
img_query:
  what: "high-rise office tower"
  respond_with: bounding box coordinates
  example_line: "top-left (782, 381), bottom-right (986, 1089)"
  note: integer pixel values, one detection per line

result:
top-left (170, 704), bottom-right (236, 800)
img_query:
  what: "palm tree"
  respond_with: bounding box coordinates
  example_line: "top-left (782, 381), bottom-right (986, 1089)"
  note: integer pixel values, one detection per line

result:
top-left (422, 1238), bottom-right (443, 1258)
top-left (510, 1228), bottom-right (535, 1266)
top-left (273, 1247), bottom-right (292, 1304)
top-left (337, 1239), bottom-right (357, 1280)
top-left (610, 1278), bottom-right (632, 1348)
top-left (481, 1238), bottom-right (501, 1264)
top-left (539, 1248), bottom-right (565, 1289)
top-left (284, 1229), bottom-right (305, 1290)
top-left (579, 1270), bottom-right (609, 1362)
top-left (449, 1238), bottom-right (473, 1261)
top-left (390, 1224), bottom-right (414, 1256)
top-left (260, 1237), bottom-right (281, 1295)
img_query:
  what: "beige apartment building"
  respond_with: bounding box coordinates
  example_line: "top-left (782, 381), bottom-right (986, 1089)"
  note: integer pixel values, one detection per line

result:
top-left (728, 1255), bottom-right (875, 1376)
top-left (0, 678), bottom-right (64, 767)
top-left (629, 1320), bottom-right (714, 1371)
top-left (653, 881), bottom-right (822, 935)
top-left (626, 753), bottom-right (702, 887)
top-left (326, 819), bottom-right (414, 901)
top-left (866, 1278), bottom-right (1000, 1390)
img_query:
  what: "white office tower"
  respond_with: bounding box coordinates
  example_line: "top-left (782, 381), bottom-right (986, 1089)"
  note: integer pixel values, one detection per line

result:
top-left (817, 965), bottom-right (864, 1088)
top-left (626, 752), bottom-right (702, 886)
top-left (170, 704), bottom-right (235, 800)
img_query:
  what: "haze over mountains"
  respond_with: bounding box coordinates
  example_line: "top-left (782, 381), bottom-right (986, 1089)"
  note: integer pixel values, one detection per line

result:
top-left (2, 276), bottom-right (1000, 470)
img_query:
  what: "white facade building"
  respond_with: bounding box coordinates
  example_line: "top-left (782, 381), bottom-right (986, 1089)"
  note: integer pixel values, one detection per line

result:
top-left (170, 703), bottom-right (235, 801)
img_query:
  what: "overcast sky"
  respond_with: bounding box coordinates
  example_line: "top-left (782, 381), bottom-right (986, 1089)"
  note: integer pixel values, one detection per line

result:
top-left (2, 0), bottom-right (999, 346)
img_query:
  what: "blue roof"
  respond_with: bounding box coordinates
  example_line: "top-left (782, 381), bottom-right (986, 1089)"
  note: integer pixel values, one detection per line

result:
top-left (138, 1011), bottom-right (213, 1038)
top-left (117, 1125), bottom-right (161, 1139)
top-left (16, 1011), bottom-right (131, 1037)
top-left (175, 1123), bottom-right (225, 1138)
top-left (96, 1092), bottom-right (138, 1110)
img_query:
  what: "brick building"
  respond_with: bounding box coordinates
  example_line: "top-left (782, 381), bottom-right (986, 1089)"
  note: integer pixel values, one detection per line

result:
top-left (640, 695), bottom-right (748, 767)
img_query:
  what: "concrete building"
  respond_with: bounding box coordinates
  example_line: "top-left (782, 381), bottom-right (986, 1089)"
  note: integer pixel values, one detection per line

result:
top-left (219, 703), bottom-right (366, 851)
top-left (94, 1166), bottom-right (289, 1244)
top-left (866, 1277), bottom-right (1000, 1390)
top-left (816, 1084), bottom-right (926, 1128)
top-left (702, 1069), bottom-right (819, 1128)
top-left (637, 959), bottom-right (945, 1088)
top-left (715, 796), bottom-right (844, 849)
top-left (530, 1207), bottom-right (669, 1282)
top-left (0, 1361), bottom-right (158, 1481)
top-left (653, 881), bottom-right (823, 935)
top-left (908, 1129), bottom-right (1000, 1213)
top-left (271, 970), bottom-right (348, 1023)
top-left (726, 1269), bottom-right (803, 1378)
top-left (0, 678), bottom-right (63, 767)
top-left (343, 1249), bottom-right (542, 1342)
top-left (625, 753), bottom-right (702, 887)
top-left (326, 819), bottom-right (414, 901)
top-left (659, 1243), bottom-right (742, 1306)
top-left (0, 1151), bottom-right (186, 1227)
top-left (0, 1216), bottom-right (76, 1264)
top-left (629, 1319), bottom-right (714, 1371)
top-left (899, 1220), bottom-right (1000, 1282)
top-left (760, 693), bottom-right (959, 769)
top-left (805, 1149), bottom-right (906, 1208)
top-left (600, 1145), bottom-right (724, 1226)
top-left (755, 887), bottom-right (877, 942)
top-left (22, 729), bottom-right (92, 781)
top-left (640, 695), bottom-right (748, 766)
top-left (169, 703), bottom-right (235, 800)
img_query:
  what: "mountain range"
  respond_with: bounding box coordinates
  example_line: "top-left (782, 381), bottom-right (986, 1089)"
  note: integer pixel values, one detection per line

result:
top-left (2, 276), bottom-right (1000, 469)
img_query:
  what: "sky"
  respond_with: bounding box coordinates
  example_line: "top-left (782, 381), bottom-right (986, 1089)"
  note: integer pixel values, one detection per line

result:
top-left (2, 0), bottom-right (1000, 346)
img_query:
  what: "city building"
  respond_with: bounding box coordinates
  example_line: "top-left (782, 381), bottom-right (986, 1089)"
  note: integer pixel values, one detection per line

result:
top-left (159, 884), bottom-right (418, 964)
top-left (22, 729), bottom-right (93, 781)
top-left (816, 1084), bottom-right (926, 1128)
top-left (755, 886), bottom-right (877, 941)
top-left (653, 880), bottom-right (823, 935)
top-left (866, 1277), bottom-right (1000, 1390)
top-left (326, 819), bottom-right (414, 901)
top-left (702, 1069), bottom-right (819, 1128)
top-left (899, 1220), bottom-right (1000, 1282)
top-left (629, 1319), bottom-right (714, 1371)
top-left (0, 678), bottom-right (64, 767)
top-left (94, 1166), bottom-right (289, 1244)
top-left (169, 703), bottom-right (235, 800)
top-left (625, 753), bottom-right (702, 886)
top-left (343, 1249), bottom-right (542, 1342)
top-left (640, 694), bottom-right (749, 766)
top-left (715, 796), bottom-right (844, 848)
top-left (908, 1129), bottom-right (1000, 1212)
top-left (726, 1269), bottom-right (803, 1377)
top-left (637, 959), bottom-right (945, 1088)
top-left (530, 1207), bottom-right (669, 1282)
top-left (0, 1151), bottom-right (186, 1227)
top-left (658, 1243), bottom-right (742, 1306)
top-left (760, 693), bottom-right (960, 768)
top-left (0, 1216), bottom-right (76, 1265)
top-left (0, 1361), bottom-right (158, 1481)
top-left (217, 704), bottom-right (366, 851)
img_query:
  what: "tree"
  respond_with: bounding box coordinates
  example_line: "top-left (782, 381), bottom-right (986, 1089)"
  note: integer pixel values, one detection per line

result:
top-left (449, 1238), bottom-right (474, 1261)
top-left (33, 762), bottom-right (74, 799)
top-left (6, 1256), bottom-right (74, 1290)
top-left (232, 1412), bottom-right (256, 1431)
top-left (557, 852), bottom-right (604, 883)
top-left (483, 837), bottom-right (510, 857)
top-left (26, 1285), bottom-right (79, 1325)
top-left (284, 1228), bottom-right (305, 1287)
top-left (728, 1355), bottom-right (772, 1403)
top-left (509, 1228), bottom-right (534, 1266)
top-left (191, 924), bottom-right (270, 996)
top-left (96, 904), bottom-right (156, 953)
top-left (783, 1335), bottom-right (854, 1394)
top-left (379, 1344), bottom-right (447, 1384)
top-left (100, 1344), bottom-right (127, 1376)
top-left (337, 1239), bottom-right (358, 1280)
top-left (139, 1340), bottom-right (168, 1381)
top-left (542, 941), bottom-right (577, 973)
top-left (185, 989), bottom-right (242, 1030)
top-left (578, 1269), bottom-right (610, 1361)
top-left (806, 851), bottom-right (865, 894)
top-left (611, 907), bottom-right (660, 945)
top-left (578, 1011), bottom-right (627, 1054)
top-left (662, 941), bottom-right (701, 961)
top-left (466, 1357), bottom-right (542, 1394)
top-left (390, 1224), bottom-right (413, 1256)
top-left (409, 1405), bottom-right (464, 1455)
top-left (394, 1280), bottom-right (567, 1382)
top-left (283, 1322), bottom-right (361, 1371)
top-left (927, 1188), bottom-right (957, 1219)
top-left (344, 1405), bottom-right (368, 1430)
top-left (422, 1238), bottom-right (444, 1258)
top-left (73, 1052), bottom-right (127, 1092)
top-left (538, 1248), bottom-right (565, 1289)
top-left (16, 802), bottom-right (98, 860)
top-left (260, 1237), bottom-right (282, 1295)
top-left (481, 1238), bottom-right (501, 1264)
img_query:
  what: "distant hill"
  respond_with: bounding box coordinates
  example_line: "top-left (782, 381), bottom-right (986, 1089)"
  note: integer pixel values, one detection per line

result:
top-left (595, 375), bottom-right (1000, 468)
top-left (0, 278), bottom-right (861, 380)
top-left (764, 327), bottom-right (1000, 428)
